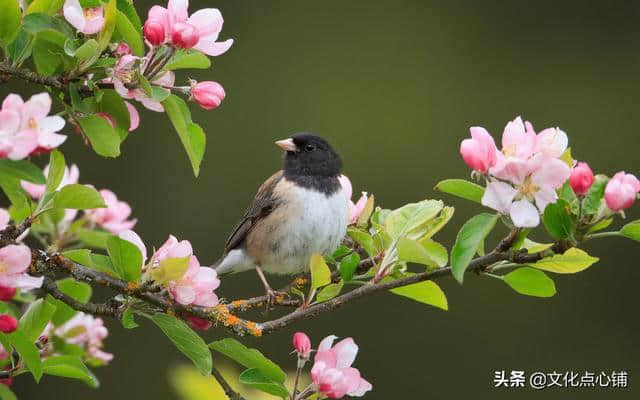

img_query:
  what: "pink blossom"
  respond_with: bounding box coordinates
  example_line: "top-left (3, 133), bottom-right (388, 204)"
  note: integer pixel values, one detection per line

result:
top-left (125, 102), bottom-right (140, 131)
top-left (171, 21), bottom-right (200, 48)
top-left (168, 257), bottom-right (220, 307)
top-left (149, 235), bottom-right (193, 266)
top-left (85, 189), bottom-right (136, 234)
top-left (115, 42), bottom-right (131, 56)
top-left (0, 315), bottom-right (18, 333)
top-left (0, 209), bottom-right (9, 230)
top-left (338, 175), bottom-right (369, 224)
top-left (110, 55), bottom-right (174, 112)
top-left (604, 171), bottom-right (640, 212)
top-left (144, 19), bottom-right (166, 45)
top-left (0, 244), bottom-right (43, 290)
top-left (63, 0), bottom-right (105, 35)
top-left (311, 335), bottom-right (372, 398)
top-left (459, 127), bottom-right (498, 173)
top-left (569, 162), bottom-right (595, 196)
top-left (293, 332), bottom-right (311, 360)
top-left (191, 81), bottom-right (225, 110)
top-left (21, 163), bottom-right (80, 199)
top-left (185, 315), bottom-right (212, 331)
top-left (54, 312), bottom-right (113, 363)
top-left (146, 0), bottom-right (233, 56)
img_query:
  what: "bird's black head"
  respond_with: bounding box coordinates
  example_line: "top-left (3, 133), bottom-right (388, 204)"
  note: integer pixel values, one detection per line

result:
top-left (276, 133), bottom-right (342, 177)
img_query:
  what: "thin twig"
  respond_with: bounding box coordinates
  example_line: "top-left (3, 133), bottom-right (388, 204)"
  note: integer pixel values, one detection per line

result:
top-left (0, 63), bottom-right (65, 88)
top-left (211, 365), bottom-right (246, 400)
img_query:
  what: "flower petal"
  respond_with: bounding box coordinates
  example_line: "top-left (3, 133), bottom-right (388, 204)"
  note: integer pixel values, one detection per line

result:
top-left (481, 181), bottom-right (516, 214)
top-left (193, 38), bottom-right (233, 56)
top-left (333, 337), bottom-right (358, 368)
top-left (187, 8), bottom-right (223, 39)
top-left (510, 199), bottom-right (540, 228)
top-left (63, 0), bottom-right (86, 32)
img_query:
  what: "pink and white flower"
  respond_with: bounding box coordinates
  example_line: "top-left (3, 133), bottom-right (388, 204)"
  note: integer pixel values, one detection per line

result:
top-left (110, 55), bottom-right (174, 112)
top-left (63, 0), bottom-right (105, 35)
top-left (0, 244), bottom-right (43, 290)
top-left (168, 257), bottom-right (220, 307)
top-left (338, 175), bottom-right (370, 225)
top-left (145, 0), bottom-right (233, 56)
top-left (459, 127), bottom-right (498, 173)
top-left (311, 335), bottom-right (372, 398)
top-left (85, 189), bottom-right (136, 234)
top-left (54, 312), bottom-right (113, 363)
top-left (604, 171), bottom-right (640, 212)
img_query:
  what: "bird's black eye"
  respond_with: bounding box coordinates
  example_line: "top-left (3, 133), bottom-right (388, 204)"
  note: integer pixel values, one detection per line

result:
top-left (304, 144), bottom-right (316, 152)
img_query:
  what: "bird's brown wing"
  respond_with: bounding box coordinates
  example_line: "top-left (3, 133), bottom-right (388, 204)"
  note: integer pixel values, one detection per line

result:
top-left (223, 171), bottom-right (284, 253)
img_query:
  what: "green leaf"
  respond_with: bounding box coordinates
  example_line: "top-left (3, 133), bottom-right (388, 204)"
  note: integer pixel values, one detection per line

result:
top-left (390, 280), bottom-right (448, 310)
top-left (316, 280), bottom-right (344, 302)
top-left (2, 329), bottom-right (43, 381)
top-left (6, 29), bottom-right (34, 65)
top-left (0, 174), bottom-right (30, 220)
top-left (503, 267), bottom-right (556, 297)
top-left (151, 86), bottom-right (171, 102)
top-left (116, 0), bottom-right (142, 34)
top-left (77, 114), bottom-right (121, 157)
top-left (96, 0), bottom-right (117, 52)
top-left (48, 278), bottom-right (92, 325)
top-left (451, 213), bottom-right (499, 284)
top-left (542, 199), bottom-right (577, 240)
top-left (587, 218), bottom-right (613, 234)
top-left (62, 249), bottom-right (93, 266)
top-left (620, 220), bottom-right (640, 242)
top-left (151, 256), bottom-right (189, 284)
top-left (32, 29), bottom-right (71, 76)
top-left (121, 307), bottom-right (138, 329)
top-left (45, 150), bottom-right (65, 194)
top-left (560, 147), bottom-right (575, 168)
top-left (106, 235), bottom-right (142, 281)
top-left (98, 90), bottom-right (130, 131)
top-left (42, 356), bottom-right (99, 388)
top-left (385, 200), bottom-right (444, 240)
top-left (149, 314), bottom-right (212, 375)
top-left (162, 95), bottom-right (207, 176)
top-left (54, 184), bottom-right (106, 210)
top-left (22, 13), bottom-right (74, 37)
top-left (521, 239), bottom-right (553, 253)
top-left (418, 238), bottom-right (448, 267)
top-left (209, 338), bottom-right (286, 383)
top-left (558, 181), bottom-right (579, 213)
top-left (75, 39), bottom-right (99, 64)
top-left (0, 0), bottom-right (22, 46)
top-left (164, 49), bottom-right (211, 70)
top-left (338, 252), bottom-right (360, 281)
top-left (0, 159), bottom-right (46, 183)
top-left (115, 10), bottom-right (143, 55)
top-left (397, 237), bottom-right (440, 268)
top-left (75, 228), bottom-right (110, 249)
top-left (530, 248), bottom-right (599, 274)
top-left (19, 299), bottom-right (56, 342)
top-left (347, 228), bottom-right (378, 257)
top-left (238, 369), bottom-right (289, 399)
top-left (0, 385), bottom-right (16, 400)
top-left (435, 179), bottom-right (485, 203)
top-left (26, 0), bottom-right (64, 15)
top-left (582, 174), bottom-right (609, 215)
top-left (310, 253), bottom-right (331, 290)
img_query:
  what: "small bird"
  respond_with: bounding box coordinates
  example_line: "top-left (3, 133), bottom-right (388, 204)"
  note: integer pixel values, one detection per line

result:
top-left (214, 133), bottom-right (349, 302)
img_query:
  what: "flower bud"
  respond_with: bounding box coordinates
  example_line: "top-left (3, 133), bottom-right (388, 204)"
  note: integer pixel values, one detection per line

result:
top-left (115, 42), bottom-right (131, 56)
top-left (171, 22), bottom-right (199, 49)
top-left (144, 19), bottom-right (165, 46)
top-left (185, 315), bottom-right (212, 331)
top-left (0, 286), bottom-right (16, 301)
top-left (191, 81), bottom-right (225, 110)
top-left (0, 315), bottom-right (18, 333)
top-left (604, 171), bottom-right (640, 211)
top-left (460, 127), bottom-right (498, 173)
top-left (293, 332), bottom-right (311, 359)
top-left (569, 162), bottom-right (594, 195)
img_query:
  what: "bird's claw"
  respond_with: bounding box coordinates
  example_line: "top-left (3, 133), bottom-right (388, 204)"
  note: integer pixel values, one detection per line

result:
top-left (265, 289), bottom-right (288, 309)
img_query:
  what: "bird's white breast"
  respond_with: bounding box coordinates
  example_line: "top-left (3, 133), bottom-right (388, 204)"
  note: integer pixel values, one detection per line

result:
top-left (261, 185), bottom-right (349, 274)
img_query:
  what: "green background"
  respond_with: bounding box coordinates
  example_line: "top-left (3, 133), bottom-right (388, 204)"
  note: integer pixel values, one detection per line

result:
top-left (4, 0), bottom-right (639, 398)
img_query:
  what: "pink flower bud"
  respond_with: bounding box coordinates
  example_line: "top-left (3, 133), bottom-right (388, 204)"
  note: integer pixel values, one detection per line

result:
top-left (115, 42), bottom-right (131, 56)
top-left (604, 171), bottom-right (640, 212)
top-left (191, 81), bottom-right (225, 110)
top-left (144, 19), bottom-right (165, 46)
top-left (171, 22), bottom-right (199, 49)
top-left (0, 315), bottom-right (18, 333)
top-left (96, 112), bottom-right (116, 128)
top-left (569, 162), bottom-right (594, 195)
top-left (460, 127), bottom-right (498, 173)
top-left (0, 286), bottom-right (16, 301)
top-left (293, 332), bottom-right (311, 359)
top-left (185, 315), bottom-right (212, 331)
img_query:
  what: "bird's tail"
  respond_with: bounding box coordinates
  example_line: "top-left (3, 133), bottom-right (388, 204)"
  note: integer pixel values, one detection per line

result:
top-left (212, 249), bottom-right (253, 275)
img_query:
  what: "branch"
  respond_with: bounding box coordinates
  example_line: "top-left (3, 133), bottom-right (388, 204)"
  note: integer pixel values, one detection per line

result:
top-left (41, 275), bottom-right (120, 317)
top-left (0, 63), bottom-right (65, 88)
top-left (0, 218), bottom-right (33, 247)
top-left (211, 365), bottom-right (246, 400)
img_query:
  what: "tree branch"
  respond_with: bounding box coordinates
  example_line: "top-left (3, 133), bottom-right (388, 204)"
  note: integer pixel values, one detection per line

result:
top-left (0, 63), bottom-right (65, 88)
top-left (211, 365), bottom-right (246, 400)
top-left (0, 218), bottom-right (33, 247)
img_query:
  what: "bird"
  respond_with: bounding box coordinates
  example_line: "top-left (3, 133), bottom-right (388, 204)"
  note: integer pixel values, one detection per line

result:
top-left (214, 133), bottom-right (349, 303)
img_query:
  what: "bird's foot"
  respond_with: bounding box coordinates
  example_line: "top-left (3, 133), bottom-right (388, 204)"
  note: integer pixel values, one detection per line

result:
top-left (265, 289), bottom-right (288, 309)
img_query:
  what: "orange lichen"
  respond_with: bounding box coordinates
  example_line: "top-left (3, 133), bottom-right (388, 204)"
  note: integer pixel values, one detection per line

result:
top-left (126, 282), bottom-right (140, 293)
top-left (230, 300), bottom-right (247, 309)
top-left (293, 276), bottom-right (308, 287)
top-left (245, 321), bottom-right (262, 337)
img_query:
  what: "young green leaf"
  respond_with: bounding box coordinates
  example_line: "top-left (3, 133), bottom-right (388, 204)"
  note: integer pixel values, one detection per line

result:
top-left (121, 307), bottom-right (139, 329)
top-left (75, 39), bottom-right (99, 64)
top-left (529, 248), bottom-right (599, 274)
top-left (0, 0), bottom-right (22, 46)
top-left (45, 150), bottom-right (66, 194)
top-left (42, 356), bottom-right (99, 388)
top-left (26, 0), bottom-right (64, 15)
top-left (162, 95), bottom-right (207, 176)
top-left (1, 329), bottom-right (43, 381)
top-left (0, 159), bottom-right (46, 184)
top-left (310, 253), bottom-right (331, 290)
top-left (586, 218), bottom-right (613, 234)
top-left (77, 114), bottom-right (121, 157)
top-left (209, 338), bottom-right (286, 383)
top-left (75, 228), bottom-right (110, 249)
top-left (164, 49), bottom-right (212, 70)
top-left (106, 235), bottom-right (143, 282)
top-left (338, 252), bottom-right (360, 281)
top-left (435, 179), bottom-right (485, 203)
top-left (53, 184), bottom-right (106, 210)
top-left (115, 10), bottom-right (143, 55)
top-left (150, 256), bottom-right (190, 284)
top-left (149, 314), bottom-right (212, 375)
top-left (503, 267), bottom-right (556, 297)
top-left (21, 12), bottom-right (75, 37)
top-left (451, 213), bottom-right (499, 284)
top-left (19, 299), bottom-right (56, 342)
top-left (238, 369), bottom-right (289, 399)
top-left (418, 238), bottom-right (448, 267)
top-left (347, 228), bottom-right (378, 257)
top-left (390, 280), bottom-right (448, 310)
top-left (582, 174), bottom-right (609, 215)
top-left (384, 200), bottom-right (444, 240)
top-left (397, 237), bottom-right (439, 268)
top-left (542, 199), bottom-right (577, 240)
top-left (316, 280), bottom-right (344, 302)
top-left (96, 0), bottom-right (117, 53)
top-left (48, 278), bottom-right (92, 325)
top-left (32, 29), bottom-right (70, 76)
top-left (620, 220), bottom-right (640, 242)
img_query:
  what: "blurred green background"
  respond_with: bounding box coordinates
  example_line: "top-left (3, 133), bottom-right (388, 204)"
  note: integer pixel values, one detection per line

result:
top-left (3, 0), bottom-right (639, 398)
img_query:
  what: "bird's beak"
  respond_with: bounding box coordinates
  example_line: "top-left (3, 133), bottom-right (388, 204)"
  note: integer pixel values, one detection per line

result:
top-left (275, 138), bottom-right (297, 152)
